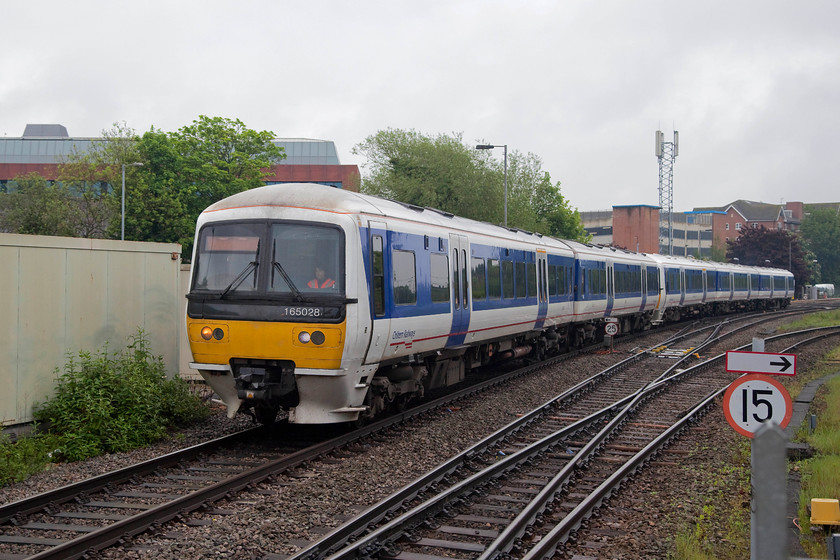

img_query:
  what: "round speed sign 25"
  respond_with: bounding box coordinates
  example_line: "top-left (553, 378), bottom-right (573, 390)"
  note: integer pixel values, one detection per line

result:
top-left (722, 374), bottom-right (792, 438)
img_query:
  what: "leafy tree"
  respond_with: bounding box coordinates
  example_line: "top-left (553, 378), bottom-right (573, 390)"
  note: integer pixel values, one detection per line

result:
top-left (355, 129), bottom-right (501, 223)
top-left (800, 207), bottom-right (840, 287)
top-left (56, 117), bottom-right (284, 255)
top-left (725, 226), bottom-right (813, 288)
top-left (709, 235), bottom-right (728, 262)
top-left (169, 116), bottom-right (285, 218)
top-left (504, 151), bottom-right (589, 241)
top-left (0, 173), bottom-right (77, 236)
top-left (354, 128), bottom-right (588, 241)
top-left (58, 121), bottom-right (143, 238)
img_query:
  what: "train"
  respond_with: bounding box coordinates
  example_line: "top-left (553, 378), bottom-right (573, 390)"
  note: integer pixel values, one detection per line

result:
top-left (185, 183), bottom-right (795, 425)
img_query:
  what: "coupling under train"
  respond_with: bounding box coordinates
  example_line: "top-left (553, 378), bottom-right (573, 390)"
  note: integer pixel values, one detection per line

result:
top-left (186, 183), bottom-right (794, 425)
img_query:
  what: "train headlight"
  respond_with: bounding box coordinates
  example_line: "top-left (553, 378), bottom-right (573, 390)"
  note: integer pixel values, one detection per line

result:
top-left (311, 331), bottom-right (326, 345)
top-left (200, 326), bottom-right (225, 341)
top-left (298, 331), bottom-right (311, 344)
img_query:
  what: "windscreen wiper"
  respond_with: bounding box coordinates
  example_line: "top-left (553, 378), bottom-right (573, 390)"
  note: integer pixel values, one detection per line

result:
top-left (219, 261), bottom-right (258, 298)
top-left (272, 240), bottom-right (307, 302)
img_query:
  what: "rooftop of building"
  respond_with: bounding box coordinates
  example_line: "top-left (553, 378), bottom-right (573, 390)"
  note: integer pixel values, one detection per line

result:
top-left (0, 125), bottom-right (342, 166)
top-left (694, 199), bottom-right (792, 222)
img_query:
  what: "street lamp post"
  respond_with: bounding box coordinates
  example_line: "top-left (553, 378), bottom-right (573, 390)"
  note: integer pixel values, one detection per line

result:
top-left (475, 144), bottom-right (508, 227)
top-left (121, 162), bottom-right (144, 241)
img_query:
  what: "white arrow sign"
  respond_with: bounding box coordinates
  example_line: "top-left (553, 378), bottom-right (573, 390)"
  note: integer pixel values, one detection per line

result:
top-left (725, 351), bottom-right (797, 376)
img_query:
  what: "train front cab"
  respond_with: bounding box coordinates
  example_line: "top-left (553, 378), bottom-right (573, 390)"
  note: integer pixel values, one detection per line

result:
top-left (186, 211), bottom-right (376, 425)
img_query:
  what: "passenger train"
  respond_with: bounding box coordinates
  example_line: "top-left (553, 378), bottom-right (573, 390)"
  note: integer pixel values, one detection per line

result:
top-left (186, 183), bottom-right (794, 425)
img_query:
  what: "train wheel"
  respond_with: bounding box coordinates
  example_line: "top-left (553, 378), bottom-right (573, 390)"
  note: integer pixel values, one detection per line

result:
top-left (254, 403), bottom-right (279, 425)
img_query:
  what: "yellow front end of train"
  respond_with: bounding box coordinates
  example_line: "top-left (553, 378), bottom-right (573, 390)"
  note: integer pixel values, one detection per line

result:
top-left (186, 318), bottom-right (345, 369)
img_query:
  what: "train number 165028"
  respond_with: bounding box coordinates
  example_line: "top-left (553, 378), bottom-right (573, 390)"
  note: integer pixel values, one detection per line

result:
top-left (281, 306), bottom-right (323, 318)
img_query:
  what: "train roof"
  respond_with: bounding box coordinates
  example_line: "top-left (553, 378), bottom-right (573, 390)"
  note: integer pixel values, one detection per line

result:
top-left (643, 252), bottom-right (792, 276)
top-left (200, 183), bottom-right (575, 252)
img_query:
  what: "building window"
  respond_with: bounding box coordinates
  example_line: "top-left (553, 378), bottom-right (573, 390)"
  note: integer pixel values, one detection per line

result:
top-left (726, 223), bottom-right (730, 230)
top-left (735, 223), bottom-right (742, 230)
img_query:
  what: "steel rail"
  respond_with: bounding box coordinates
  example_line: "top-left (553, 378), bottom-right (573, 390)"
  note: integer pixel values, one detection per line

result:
top-left (4, 308), bottom-right (823, 559)
top-left (0, 427), bottom-right (265, 524)
top-left (319, 324), bottom-right (840, 560)
top-left (517, 325), bottom-right (840, 560)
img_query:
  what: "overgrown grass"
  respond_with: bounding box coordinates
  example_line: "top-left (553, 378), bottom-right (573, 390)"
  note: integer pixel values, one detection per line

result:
top-left (673, 309), bottom-right (840, 559)
top-left (671, 529), bottom-right (716, 560)
top-left (0, 430), bottom-right (61, 487)
top-left (797, 373), bottom-right (840, 557)
top-left (670, 441), bottom-right (751, 559)
top-left (779, 308), bottom-right (840, 332)
top-left (0, 331), bottom-right (209, 487)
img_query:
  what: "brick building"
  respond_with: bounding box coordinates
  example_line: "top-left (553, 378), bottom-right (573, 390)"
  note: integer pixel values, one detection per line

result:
top-left (0, 124), bottom-right (360, 192)
top-left (580, 199), bottom-right (837, 258)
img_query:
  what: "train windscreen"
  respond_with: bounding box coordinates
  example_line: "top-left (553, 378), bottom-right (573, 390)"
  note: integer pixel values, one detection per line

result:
top-left (192, 221), bottom-right (344, 297)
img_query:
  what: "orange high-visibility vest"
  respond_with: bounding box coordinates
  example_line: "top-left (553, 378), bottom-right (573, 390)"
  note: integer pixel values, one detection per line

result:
top-left (307, 278), bottom-right (335, 289)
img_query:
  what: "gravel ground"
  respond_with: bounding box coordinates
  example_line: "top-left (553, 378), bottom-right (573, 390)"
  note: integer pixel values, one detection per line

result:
top-left (2, 316), bottom-right (835, 559)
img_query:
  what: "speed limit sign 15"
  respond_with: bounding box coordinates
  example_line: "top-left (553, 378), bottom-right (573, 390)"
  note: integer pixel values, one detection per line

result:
top-left (722, 374), bottom-right (792, 438)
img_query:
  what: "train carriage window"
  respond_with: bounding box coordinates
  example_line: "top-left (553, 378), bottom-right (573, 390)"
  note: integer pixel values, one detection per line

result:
top-left (589, 267), bottom-right (606, 296)
top-left (487, 259), bottom-right (501, 299)
top-left (528, 262), bottom-right (537, 298)
top-left (563, 266), bottom-right (571, 295)
top-left (393, 250), bottom-right (417, 305)
top-left (665, 269), bottom-right (681, 294)
top-left (548, 264), bottom-right (558, 296)
top-left (720, 273), bottom-right (731, 292)
top-left (502, 260), bottom-right (514, 299)
top-left (430, 253), bottom-right (449, 303)
top-left (515, 261), bottom-right (526, 298)
top-left (471, 257), bottom-right (487, 300)
top-left (372, 235), bottom-right (385, 316)
top-left (647, 268), bottom-right (659, 295)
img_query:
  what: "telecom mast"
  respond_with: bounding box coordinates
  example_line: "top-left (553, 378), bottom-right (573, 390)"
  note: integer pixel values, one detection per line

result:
top-left (656, 130), bottom-right (679, 255)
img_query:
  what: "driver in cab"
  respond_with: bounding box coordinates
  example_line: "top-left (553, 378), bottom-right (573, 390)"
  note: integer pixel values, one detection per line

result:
top-left (308, 265), bottom-right (335, 289)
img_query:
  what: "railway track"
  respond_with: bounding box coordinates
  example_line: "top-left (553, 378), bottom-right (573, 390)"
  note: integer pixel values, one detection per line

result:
top-left (286, 318), bottom-right (840, 560)
top-left (0, 305), bottom-right (835, 559)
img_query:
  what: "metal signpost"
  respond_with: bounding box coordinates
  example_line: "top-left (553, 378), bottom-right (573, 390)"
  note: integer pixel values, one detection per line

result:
top-left (723, 347), bottom-right (797, 560)
top-left (604, 319), bottom-right (619, 351)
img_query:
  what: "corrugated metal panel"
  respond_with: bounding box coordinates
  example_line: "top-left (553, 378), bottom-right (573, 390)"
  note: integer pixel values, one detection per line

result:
top-left (0, 234), bottom-right (182, 426)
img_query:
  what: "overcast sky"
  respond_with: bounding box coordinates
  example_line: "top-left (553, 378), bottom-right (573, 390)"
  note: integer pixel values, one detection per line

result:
top-left (2, 1), bottom-right (838, 212)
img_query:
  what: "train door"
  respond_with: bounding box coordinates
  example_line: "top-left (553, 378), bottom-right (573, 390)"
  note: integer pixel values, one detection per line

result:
top-left (535, 250), bottom-right (548, 328)
top-left (728, 272), bottom-right (734, 301)
top-left (640, 267), bottom-right (647, 312)
top-left (702, 269), bottom-right (708, 303)
top-left (605, 260), bottom-right (615, 316)
top-left (446, 234), bottom-right (470, 347)
top-left (363, 221), bottom-right (391, 365)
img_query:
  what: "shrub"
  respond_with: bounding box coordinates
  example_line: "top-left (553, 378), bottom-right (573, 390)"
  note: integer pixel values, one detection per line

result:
top-left (33, 330), bottom-right (209, 462)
